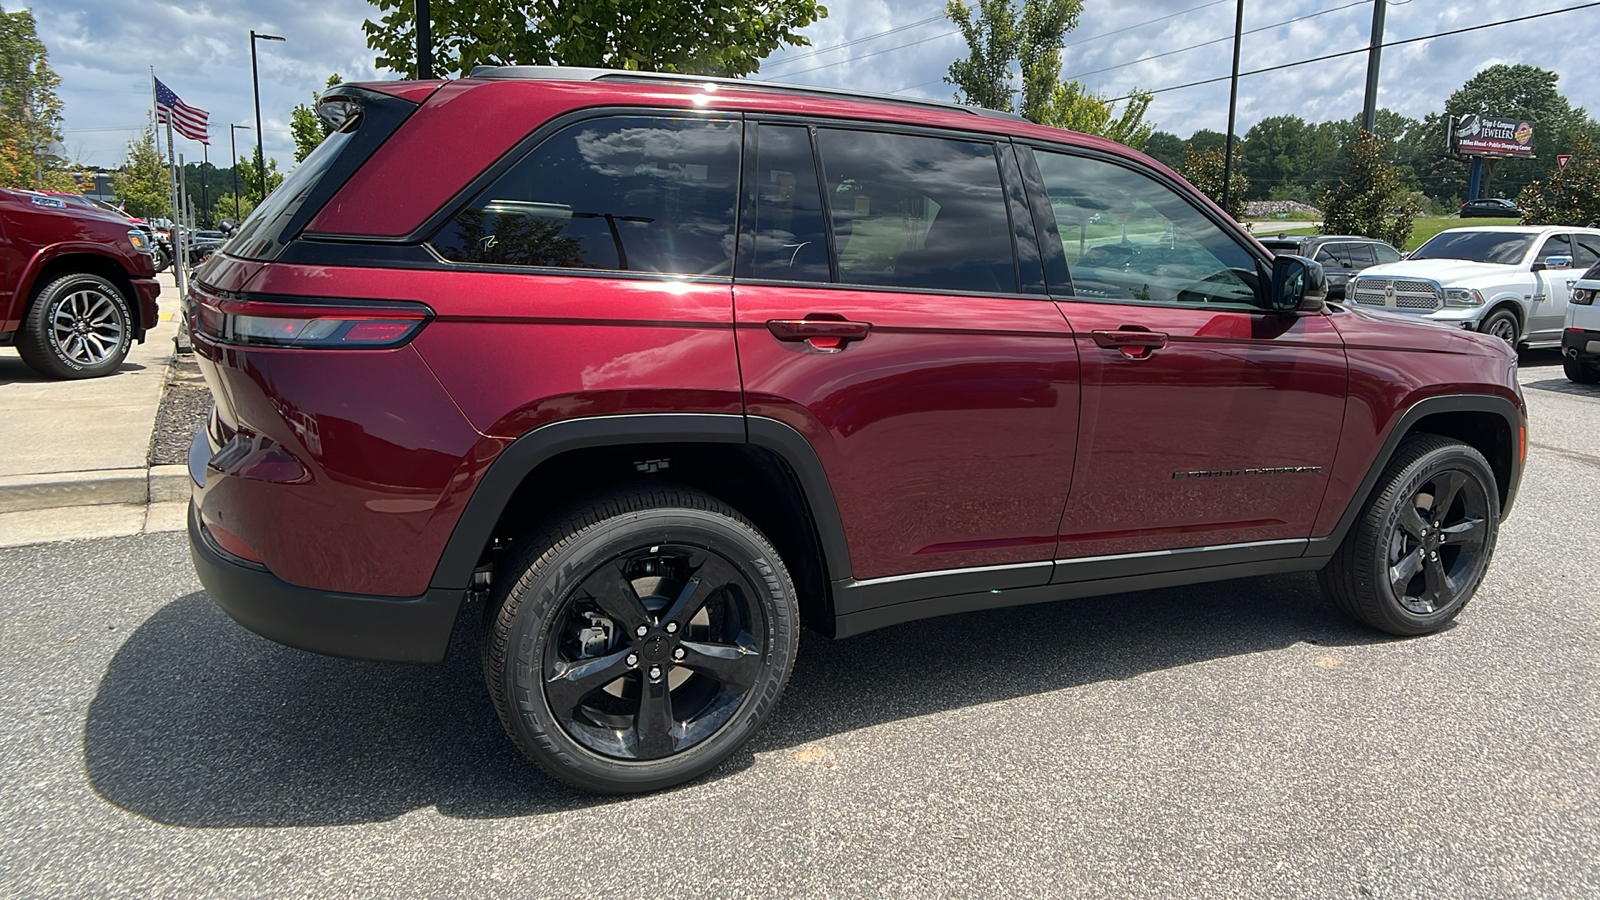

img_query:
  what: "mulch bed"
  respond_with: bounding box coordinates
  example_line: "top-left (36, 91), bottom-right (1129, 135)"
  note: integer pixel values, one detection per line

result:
top-left (148, 355), bottom-right (212, 467)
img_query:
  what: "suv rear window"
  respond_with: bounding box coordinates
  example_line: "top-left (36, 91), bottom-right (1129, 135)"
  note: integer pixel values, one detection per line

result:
top-left (430, 115), bottom-right (741, 276)
top-left (229, 129), bottom-right (358, 260)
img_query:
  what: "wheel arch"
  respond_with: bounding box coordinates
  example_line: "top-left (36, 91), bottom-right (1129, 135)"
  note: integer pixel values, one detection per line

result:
top-left (1480, 297), bottom-right (1524, 333)
top-left (430, 414), bottom-right (851, 635)
top-left (23, 250), bottom-right (146, 336)
top-left (1311, 394), bottom-right (1523, 560)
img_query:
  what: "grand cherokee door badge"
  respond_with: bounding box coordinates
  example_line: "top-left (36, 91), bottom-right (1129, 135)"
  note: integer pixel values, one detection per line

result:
top-left (1172, 465), bottom-right (1323, 480)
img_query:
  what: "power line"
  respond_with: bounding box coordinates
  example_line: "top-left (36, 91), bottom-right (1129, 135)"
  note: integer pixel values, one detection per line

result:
top-left (757, 27), bottom-right (963, 80)
top-left (1064, 0), bottom-right (1370, 82)
top-left (1059, 0), bottom-right (1232, 50)
top-left (1108, 1), bottom-right (1600, 101)
top-left (762, 14), bottom-right (948, 69)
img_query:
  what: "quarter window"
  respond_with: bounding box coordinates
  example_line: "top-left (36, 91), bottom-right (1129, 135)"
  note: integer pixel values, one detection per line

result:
top-left (1031, 150), bottom-right (1262, 308)
top-left (430, 116), bottom-right (741, 276)
top-left (814, 129), bottom-right (1017, 294)
top-left (741, 125), bottom-right (830, 282)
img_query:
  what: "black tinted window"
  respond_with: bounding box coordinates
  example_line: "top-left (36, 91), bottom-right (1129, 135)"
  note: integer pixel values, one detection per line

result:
top-left (1374, 243), bottom-right (1402, 264)
top-left (431, 116), bottom-right (740, 276)
top-left (815, 129), bottom-right (1016, 294)
top-left (1537, 233), bottom-right (1573, 262)
top-left (1574, 236), bottom-right (1600, 268)
top-left (741, 124), bottom-right (829, 282)
top-left (1033, 150), bottom-right (1262, 308)
top-left (1347, 243), bottom-right (1378, 267)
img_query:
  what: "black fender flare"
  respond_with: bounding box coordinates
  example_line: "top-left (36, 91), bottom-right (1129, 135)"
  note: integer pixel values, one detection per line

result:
top-left (428, 413), bottom-right (853, 591)
top-left (1305, 392), bottom-right (1524, 560)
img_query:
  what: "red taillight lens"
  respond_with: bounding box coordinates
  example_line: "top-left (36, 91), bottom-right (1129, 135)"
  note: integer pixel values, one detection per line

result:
top-left (194, 295), bottom-right (432, 349)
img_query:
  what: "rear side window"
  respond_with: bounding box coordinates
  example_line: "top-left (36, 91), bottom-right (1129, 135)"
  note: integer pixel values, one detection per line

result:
top-left (1573, 235), bottom-right (1600, 268)
top-left (1346, 243), bottom-right (1378, 267)
top-left (431, 116), bottom-right (741, 276)
top-left (814, 129), bottom-right (1016, 294)
top-left (741, 124), bottom-right (830, 282)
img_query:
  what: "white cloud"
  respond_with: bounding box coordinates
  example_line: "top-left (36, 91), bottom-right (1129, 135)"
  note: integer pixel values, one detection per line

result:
top-left (35, 0), bottom-right (1600, 172)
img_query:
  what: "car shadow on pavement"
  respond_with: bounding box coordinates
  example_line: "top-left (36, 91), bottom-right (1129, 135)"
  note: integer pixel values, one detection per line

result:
top-left (0, 356), bottom-right (147, 385)
top-left (84, 573), bottom-right (1387, 827)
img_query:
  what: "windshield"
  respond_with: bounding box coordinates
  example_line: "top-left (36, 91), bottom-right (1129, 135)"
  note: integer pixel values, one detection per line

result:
top-left (1409, 231), bottom-right (1534, 264)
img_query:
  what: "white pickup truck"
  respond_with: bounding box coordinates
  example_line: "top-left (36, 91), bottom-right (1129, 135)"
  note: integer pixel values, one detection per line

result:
top-left (1348, 225), bottom-right (1600, 349)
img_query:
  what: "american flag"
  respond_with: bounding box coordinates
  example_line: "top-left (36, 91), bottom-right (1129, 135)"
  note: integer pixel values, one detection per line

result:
top-left (154, 77), bottom-right (210, 144)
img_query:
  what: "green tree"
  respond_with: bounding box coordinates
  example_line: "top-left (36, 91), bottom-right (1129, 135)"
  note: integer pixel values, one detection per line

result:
top-left (1240, 115), bottom-right (1309, 201)
top-left (0, 5), bottom-right (64, 189)
top-left (363, 0), bottom-right (826, 79)
top-left (945, 0), bottom-right (1086, 123)
top-left (1319, 131), bottom-right (1420, 247)
top-left (109, 124), bottom-right (170, 218)
top-left (1518, 134), bottom-right (1600, 227)
top-left (1181, 145), bottom-right (1247, 220)
top-left (234, 154), bottom-right (284, 207)
top-left (1142, 131), bottom-right (1185, 169)
top-left (1034, 80), bottom-right (1152, 149)
top-left (291, 74), bottom-right (344, 163)
top-left (210, 190), bottom-right (257, 223)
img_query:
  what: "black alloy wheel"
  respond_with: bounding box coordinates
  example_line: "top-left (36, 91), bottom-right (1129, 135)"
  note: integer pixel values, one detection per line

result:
top-left (16, 272), bottom-right (134, 380)
top-left (1320, 434), bottom-right (1500, 636)
top-left (484, 486), bottom-right (798, 794)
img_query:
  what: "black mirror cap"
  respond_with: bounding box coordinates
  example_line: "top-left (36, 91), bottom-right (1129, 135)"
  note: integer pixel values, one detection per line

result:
top-left (1270, 254), bottom-right (1327, 313)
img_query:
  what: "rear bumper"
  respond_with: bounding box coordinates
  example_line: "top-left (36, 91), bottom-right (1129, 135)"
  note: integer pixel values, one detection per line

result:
top-left (189, 502), bottom-right (463, 662)
top-left (131, 277), bottom-right (160, 337)
top-left (1563, 327), bottom-right (1600, 361)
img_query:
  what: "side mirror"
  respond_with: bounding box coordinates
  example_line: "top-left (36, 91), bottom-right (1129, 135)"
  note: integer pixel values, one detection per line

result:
top-left (1269, 254), bottom-right (1327, 313)
top-left (1543, 255), bottom-right (1573, 270)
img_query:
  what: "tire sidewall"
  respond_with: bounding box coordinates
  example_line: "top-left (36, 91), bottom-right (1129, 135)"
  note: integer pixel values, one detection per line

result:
top-left (26, 274), bottom-right (134, 379)
top-left (1481, 309), bottom-right (1519, 346)
top-left (1367, 445), bottom-right (1500, 633)
top-left (498, 507), bottom-right (797, 793)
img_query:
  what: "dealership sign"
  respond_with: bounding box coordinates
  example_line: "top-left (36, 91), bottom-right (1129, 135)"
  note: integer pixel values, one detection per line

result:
top-left (1452, 114), bottom-right (1536, 159)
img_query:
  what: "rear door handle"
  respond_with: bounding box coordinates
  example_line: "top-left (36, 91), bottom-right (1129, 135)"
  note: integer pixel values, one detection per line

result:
top-left (767, 317), bottom-right (871, 351)
top-left (1091, 327), bottom-right (1168, 359)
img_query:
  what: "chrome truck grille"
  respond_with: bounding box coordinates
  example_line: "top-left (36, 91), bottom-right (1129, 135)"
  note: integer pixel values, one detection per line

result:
top-left (1350, 277), bottom-right (1443, 311)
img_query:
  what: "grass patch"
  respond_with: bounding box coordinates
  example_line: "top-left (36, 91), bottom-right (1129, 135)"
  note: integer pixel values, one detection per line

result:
top-left (1404, 216), bottom-right (1519, 251)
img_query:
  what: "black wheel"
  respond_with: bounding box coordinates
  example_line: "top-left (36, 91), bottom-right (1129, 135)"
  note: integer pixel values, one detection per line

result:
top-left (16, 273), bottom-right (134, 380)
top-left (151, 245), bottom-right (171, 273)
top-left (1564, 356), bottom-right (1600, 384)
top-left (1319, 435), bottom-right (1499, 636)
top-left (1480, 308), bottom-right (1519, 346)
top-left (483, 485), bottom-right (799, 794)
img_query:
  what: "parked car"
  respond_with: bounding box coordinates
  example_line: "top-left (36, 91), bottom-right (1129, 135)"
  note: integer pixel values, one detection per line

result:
top-left (0, 189), bottom-right (161, 378)
top-left (1460, 198), bottom-right (1520, 218)
top-left (40, 192), bottom-right (169, 273)
top-left (1349, 225), bottom-right (1600, 348)
top-left (1563, 261), bottom-right (1600, 383)
top-left (1257, 234), bottom-right (1403, 298)
top-left (187, 68), bottom-right (1526, 794)
top-left (185, 229), bottom-right (228, 266)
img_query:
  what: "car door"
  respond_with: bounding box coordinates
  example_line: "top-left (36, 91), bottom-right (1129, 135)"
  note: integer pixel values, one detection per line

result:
top-left (1022, 146), bottom-right (1347, 566)
top-left (732, 122), bottom-right (1080, 600)
top-left (1530, 233), bottom-right (1576, 340)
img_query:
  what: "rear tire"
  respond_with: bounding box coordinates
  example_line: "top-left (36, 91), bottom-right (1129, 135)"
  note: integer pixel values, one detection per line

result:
top-left (1564, 356), bottom-right (1600, 384)
top-left (1319, 435), bottom-right (1499, 636)
top-left (16, 273), bottom-right (134, 380)
top-left (483, 485), bottom-right (799, 794)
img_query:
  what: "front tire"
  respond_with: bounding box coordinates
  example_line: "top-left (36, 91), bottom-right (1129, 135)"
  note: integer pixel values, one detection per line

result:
top-left (1319, 435), bottom-right (1499, 636)
top-left (483, 485), bottom-right (799, 794)
top-left (1564, 356), bottom-right (1600, 384)
top-left (1480, 308), bottom-right (1519, 347)
top-left (16, 273), bottom-right (134, 380)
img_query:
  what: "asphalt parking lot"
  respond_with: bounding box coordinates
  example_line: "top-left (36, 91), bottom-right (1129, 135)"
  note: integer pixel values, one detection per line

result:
top-left (1, 351), bottom-right (1597, 899)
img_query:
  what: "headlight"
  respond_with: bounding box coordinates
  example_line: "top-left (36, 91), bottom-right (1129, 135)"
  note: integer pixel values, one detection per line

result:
top-left (127, 230), bottom-right (150, 252)
top-left (1574, 288), bottom-right (1596, 306)
top-left (1443, 287), bottom-right (1483, 307)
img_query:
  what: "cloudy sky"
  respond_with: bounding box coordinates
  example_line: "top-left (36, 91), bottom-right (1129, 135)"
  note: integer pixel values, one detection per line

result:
top-left (34, 0), bottom-right (1600, 171)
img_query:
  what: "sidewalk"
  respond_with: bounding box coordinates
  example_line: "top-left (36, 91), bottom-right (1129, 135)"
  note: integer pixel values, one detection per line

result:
top-left (0, 273), bottom-right (191, 548)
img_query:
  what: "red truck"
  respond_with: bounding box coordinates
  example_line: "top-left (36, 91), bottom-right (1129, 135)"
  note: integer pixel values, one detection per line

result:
top-left (0, 188), bottom-right (161, 378)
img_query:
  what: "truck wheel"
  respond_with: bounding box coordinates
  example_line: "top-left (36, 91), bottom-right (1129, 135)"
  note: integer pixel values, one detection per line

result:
top-left (1319, 435), bottom-right (1499, 636)
top-left (15, 273), bottom-right (134, 380)
top-left (483, 485), bottom-right (799, 794)
top-left (1480, 309), bottom-right (1519, 346)
top-left (151, 245), bottom-right (171, 274)
top-left (1564, 356), bottom-right (1600, 384)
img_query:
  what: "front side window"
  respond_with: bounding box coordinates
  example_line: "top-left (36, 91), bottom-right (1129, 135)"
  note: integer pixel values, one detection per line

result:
top-left (1032, 149), bottom-right (1261, 308)
top-left (1373, 243), bottom-right (1402, 264)
top-left (1537, 233), bottom-right (1573, 264)
top-left (430, 116), bottom-right (741, 276)
top-left (814, 129), bottom-right (1016, 294)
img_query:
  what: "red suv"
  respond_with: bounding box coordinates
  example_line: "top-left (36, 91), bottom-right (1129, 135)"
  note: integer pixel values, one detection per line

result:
top-left (1, 189), bottom-right (161, 378)
top-left (187, 69), bottom-right (1525, 794)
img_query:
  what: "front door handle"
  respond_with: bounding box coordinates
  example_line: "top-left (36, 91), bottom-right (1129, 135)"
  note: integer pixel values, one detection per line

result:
top-left (1091, 327), bottom-right (1168, 360)
top-left (767, 316), bottom-right (872, 352)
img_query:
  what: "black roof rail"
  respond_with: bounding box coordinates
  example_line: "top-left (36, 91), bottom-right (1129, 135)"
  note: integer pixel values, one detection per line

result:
top-left (467, 65), bottom-right (1028, 123)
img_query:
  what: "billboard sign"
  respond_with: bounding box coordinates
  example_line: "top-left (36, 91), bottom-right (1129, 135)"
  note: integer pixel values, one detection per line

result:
top-left (1452, 114), bottom-right (1536, 158)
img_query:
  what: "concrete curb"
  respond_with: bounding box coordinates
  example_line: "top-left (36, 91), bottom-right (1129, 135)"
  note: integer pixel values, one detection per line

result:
top-left (0, 465), bottom-right (192, 515)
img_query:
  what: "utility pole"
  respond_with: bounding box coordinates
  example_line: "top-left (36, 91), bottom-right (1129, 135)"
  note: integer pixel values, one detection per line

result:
top-left (1361, 0), bottom-right (1388, 132)
top-left (417, 0), bottom-right (433, 79)
top-left (1222, 0), bottom-right (1245, 217)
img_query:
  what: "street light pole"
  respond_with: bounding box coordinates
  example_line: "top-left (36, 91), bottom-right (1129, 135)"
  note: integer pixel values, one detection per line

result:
top-left (250, 30), bottom-right (286, 202)
top-left (229, 124), bottom-right (251, 220)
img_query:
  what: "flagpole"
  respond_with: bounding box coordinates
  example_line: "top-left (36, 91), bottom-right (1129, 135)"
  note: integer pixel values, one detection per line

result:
top-left (157, 74), bottom-right (186, 295)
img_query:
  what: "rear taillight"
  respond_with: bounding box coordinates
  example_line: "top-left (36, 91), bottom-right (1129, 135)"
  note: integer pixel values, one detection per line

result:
top-left (194, 296), bottom-right (431, 349)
